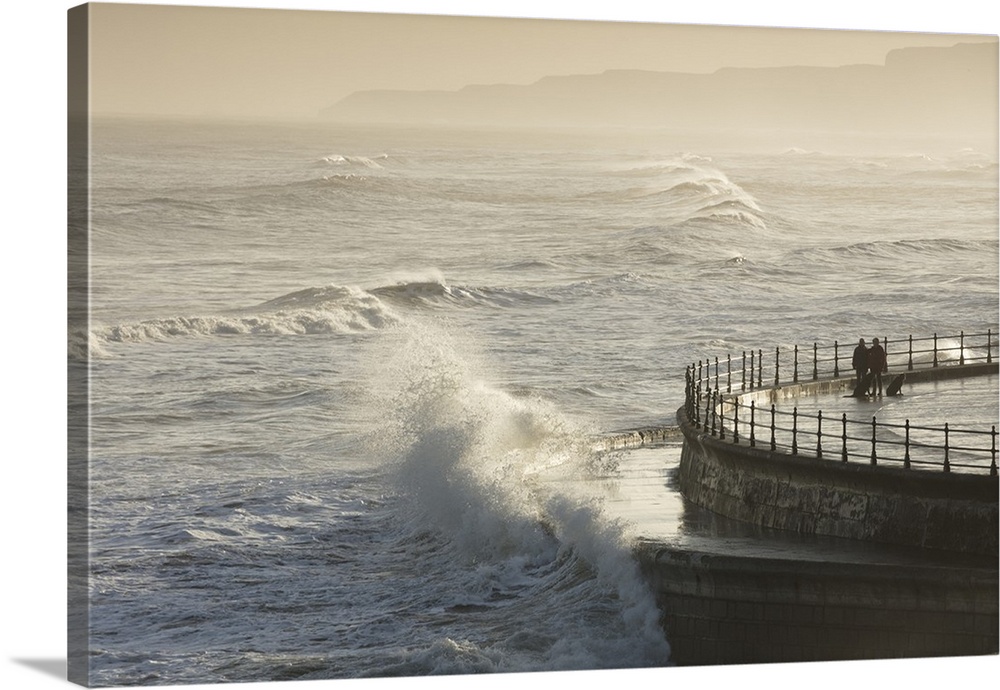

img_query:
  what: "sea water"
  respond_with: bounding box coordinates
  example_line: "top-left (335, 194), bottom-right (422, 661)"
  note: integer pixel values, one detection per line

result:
top-left (80, 118), bottom-right (998, 685)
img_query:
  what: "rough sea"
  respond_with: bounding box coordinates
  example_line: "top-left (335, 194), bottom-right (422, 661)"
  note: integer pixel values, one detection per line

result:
top-left (79, 118), bottom-right (998, 686)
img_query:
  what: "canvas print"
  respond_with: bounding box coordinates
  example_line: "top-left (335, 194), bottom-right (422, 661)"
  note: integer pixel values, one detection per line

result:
top-left (68, 3), bottom-right (999, 687)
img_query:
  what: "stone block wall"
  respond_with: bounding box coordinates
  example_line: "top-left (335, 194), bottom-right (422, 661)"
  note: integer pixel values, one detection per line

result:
top-left (677, 410), bottom-right (998, 556)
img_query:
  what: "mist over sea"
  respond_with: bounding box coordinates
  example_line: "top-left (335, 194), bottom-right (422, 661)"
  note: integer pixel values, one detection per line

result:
top-left (80, 117), bottom-right (998, 685)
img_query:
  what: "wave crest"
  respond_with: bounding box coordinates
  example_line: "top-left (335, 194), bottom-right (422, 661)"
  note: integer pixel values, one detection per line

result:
top-left (92, 286), bottom-right (401, 349)
top-left (319, 153), bottom-right (387, 169)
top-left (90, 275), bottom-right (554, 351)
top-left (611, 156), bottom-right (767, 231)
top-left (370, 278), bottom-right (555, 309)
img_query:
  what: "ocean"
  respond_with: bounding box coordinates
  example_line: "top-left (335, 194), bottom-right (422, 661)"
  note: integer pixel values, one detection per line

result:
top-left (79, 117), bottom-right (998, 686)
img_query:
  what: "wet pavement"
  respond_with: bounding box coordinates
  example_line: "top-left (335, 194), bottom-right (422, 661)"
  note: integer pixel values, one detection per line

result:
top-left (766, 374), bottom-right (999, 473)
top-left (578, 373), bottom-right (998, 570)
top-left (773, 373), bottom-right (998, 432)
top-left (600, 442), bottom-right (997, 571)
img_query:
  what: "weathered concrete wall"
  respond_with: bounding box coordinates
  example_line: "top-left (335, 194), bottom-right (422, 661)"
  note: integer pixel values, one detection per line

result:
top-left (636, 544), bottom-right (999, 666)
top-left (677, 409), bottom-right (999, 555)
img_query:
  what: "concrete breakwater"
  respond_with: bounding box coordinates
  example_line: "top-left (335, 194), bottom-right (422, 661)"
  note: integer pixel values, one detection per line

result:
top-left (601, 354), bottom-right (998, 666)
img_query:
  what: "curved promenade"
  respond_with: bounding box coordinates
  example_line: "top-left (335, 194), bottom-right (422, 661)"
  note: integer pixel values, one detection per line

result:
top-left (609, 330), bottom-right (998, 666)
top-left (679, 364), bottom-right (998, 555)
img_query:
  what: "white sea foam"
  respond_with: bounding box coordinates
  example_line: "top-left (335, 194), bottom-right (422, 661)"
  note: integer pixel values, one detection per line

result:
top-left (92, 287), bottom-right (401, 347)
top-left (360, 322), bottom-right (671, 670)
top-left (320, 153), bottom-right (386, 168)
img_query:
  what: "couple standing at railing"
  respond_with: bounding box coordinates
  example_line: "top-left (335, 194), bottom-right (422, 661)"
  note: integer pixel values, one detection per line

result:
top-left (852, 337), bottom-right (889, 396)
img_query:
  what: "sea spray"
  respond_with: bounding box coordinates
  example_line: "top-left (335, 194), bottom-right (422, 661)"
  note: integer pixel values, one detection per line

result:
top-left (361, 320), bottom-right (672, 670)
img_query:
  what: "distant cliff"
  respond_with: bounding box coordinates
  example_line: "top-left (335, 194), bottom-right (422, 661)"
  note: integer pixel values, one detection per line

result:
top-left (322, 42), bottom-right (998, 139)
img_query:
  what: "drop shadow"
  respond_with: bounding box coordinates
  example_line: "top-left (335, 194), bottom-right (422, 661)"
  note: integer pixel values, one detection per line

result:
top-left (11, 658), bottom-right (66, 680)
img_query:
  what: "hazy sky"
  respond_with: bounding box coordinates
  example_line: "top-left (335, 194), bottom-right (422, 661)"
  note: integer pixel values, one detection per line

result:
top-left (85, 1), bottom-right (995, 120)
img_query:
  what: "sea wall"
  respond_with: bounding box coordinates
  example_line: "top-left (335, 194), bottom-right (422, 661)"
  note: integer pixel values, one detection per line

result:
top-left (677, 410), bottom-right (998, 555)
top-left (636, 544), bottom-right (999, 665)
top-left (676, 364), bottom-right (999, 556)
top-left (617, 361), bottom-right (998, 665)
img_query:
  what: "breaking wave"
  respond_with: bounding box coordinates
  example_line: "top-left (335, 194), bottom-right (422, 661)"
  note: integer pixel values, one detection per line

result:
top-left (369, 279), bottom-right (556, 309)
top-left (358, 322), bottom-right (672, 672)
top-left (90, 285), bottom-right (400, 351)
top-left (88, 275), bottom-right (556, 353)
top-left (318, 153), bottom-right (388, 169)
top-left (608, 156), bottom-right (767, 231)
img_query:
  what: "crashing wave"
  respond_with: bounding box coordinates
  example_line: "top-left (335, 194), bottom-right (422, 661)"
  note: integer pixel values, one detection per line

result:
top-left (614, 156), bottom-right (768, 231)
top-left (369, 279), bottom-right (555, 309)
top-left (89, 276), bottom-right (556, 350)
top-left (91, 286), bottom-right (401, 348)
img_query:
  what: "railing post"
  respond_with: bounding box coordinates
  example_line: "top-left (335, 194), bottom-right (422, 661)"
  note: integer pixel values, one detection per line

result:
top-left (791, 407), bottom-right (798, 454)
top-left (694, 383), bottom-right (702, 426)
top-left (719, 395), bottom-right (727, 441)
top-left (816, 410), bottom-right (823, 459)
top-left (757, 350), bottom-right (763, 389)
top-left (908, 335), bottom-right (914, 371)
top-left (812, 342), bottom-right (818, 381)
top-left (732, 398), bottom-right (739, 444)
top-left (870, 416), bottom-right (877, 466)
top-left (904, 420), bottom-right (911, 470)
top-left (793, 345), bottom-right (799, 383)
top-left (991, 425), bottom-right (997, 477)
top-left (833, 340), bottom-right (840, 378)
top-left (959, 331), bottom-right (965, 365)
top-left (685, 366), bottom-right (692, 416)
top-left (710, 390), bottom-right (718, 437)
top-left (691, 369), bottom-right (698, 420)
top-left (698, 359), bottom-right (703, 387)
top-left (933, 333), bottom-right (939, 367)
top-left (704, 388), bottom-right (711, 433)
top-left (749, 401), bottom-right (756, 447)
top-left (715, 357), bottom-right (720, 390)
top-left (742, 351), bottom-right (747, 391)
top-left (727, 354), bottom-right (732, 393)
top-left (693, 367), bottom-right (699, 418)
top-left (988, 330), bottom-right (993, 365)
top-left (749, 349), bottom-right (755, 390)
top-left (775, 347), bottom-right (781, 387)
top-left (770, 404), bottom-right (777, 451)
top-left (841, 413), bottom-right (848, 462)
top-left (943, 422), bottom-right (950, 472)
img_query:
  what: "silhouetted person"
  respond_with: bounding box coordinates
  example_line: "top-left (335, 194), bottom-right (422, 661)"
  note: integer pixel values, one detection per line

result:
top-left (867, 337), bottom-right (888, 396)
top-left (852, 338), bottom-right (869, 388)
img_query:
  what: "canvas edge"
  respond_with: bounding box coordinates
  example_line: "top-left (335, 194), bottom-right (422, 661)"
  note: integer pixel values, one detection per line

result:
top-left (68, 3), bottom-right (91, 687)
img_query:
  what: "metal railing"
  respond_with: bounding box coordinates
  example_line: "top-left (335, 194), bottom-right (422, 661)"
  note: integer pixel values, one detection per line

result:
top-left (683, 331), bottom-right (999, 476)
top-left (690, 330), bottom-right (997, 395)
